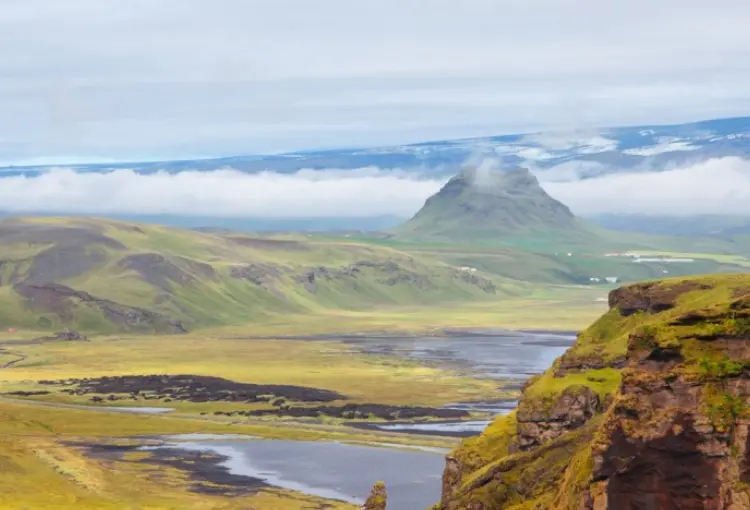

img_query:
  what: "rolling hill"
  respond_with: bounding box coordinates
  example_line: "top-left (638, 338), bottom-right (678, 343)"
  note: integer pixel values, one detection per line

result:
top-left (0, 217), bottom-right (511, 333)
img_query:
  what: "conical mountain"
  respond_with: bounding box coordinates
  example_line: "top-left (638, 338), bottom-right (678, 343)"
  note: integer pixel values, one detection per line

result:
top-left (396, 166), bottom-right (584, 240)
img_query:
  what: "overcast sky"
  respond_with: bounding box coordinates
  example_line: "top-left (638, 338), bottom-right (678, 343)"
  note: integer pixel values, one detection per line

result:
top-left (2, 0), bottom-right (750, 164)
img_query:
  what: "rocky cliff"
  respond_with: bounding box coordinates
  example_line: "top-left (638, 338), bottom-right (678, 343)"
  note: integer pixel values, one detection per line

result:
top-left (436, 274), bottom-right (750, 509)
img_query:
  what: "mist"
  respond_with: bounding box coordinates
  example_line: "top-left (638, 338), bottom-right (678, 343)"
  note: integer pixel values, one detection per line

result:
top-left (0, 167), bottom-right (444, 218)
top-left (1, 157), bottom-right (749, 219)
top-left (541, 157), bottom-right (750, 216)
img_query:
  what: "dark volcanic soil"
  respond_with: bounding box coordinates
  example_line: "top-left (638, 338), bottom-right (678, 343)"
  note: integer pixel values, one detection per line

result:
top-left (13, 282), bottom-right (187, 333)
top-left (214, 402), bottom-right (469, 421)
top-left (118, 253), bottom-right (216, 291)
top-left (39, 374), bottom-right (346, 403)
top-left (80, 442), bottom-right (264, 496)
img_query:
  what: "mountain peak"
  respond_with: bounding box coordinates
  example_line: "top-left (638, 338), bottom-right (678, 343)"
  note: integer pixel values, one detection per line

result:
top-left (396, 164), bottom-right (583, 240)
top-left (448, 166), bottom-right (543, 196)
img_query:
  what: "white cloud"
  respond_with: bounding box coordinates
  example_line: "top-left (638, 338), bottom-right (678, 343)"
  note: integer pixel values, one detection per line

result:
top-left (3, 158), bottom-right (750, 219)
top-left (541, 157), bottom-right (750, 216)
top-left (1, 0), bottom-right (750, 162)
top-left (621, 142), bottom-right (698, 156)
top-left (0, 167), bottom-right (444, 217)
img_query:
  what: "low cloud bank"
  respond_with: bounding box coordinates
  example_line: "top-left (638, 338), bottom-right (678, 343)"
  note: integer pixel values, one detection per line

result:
top-left (541, 157), bottom-right (750, 216)
top-left (1, 157), bottom-right (749, 219)
top-left (0, 167), bottom-right (445, 218)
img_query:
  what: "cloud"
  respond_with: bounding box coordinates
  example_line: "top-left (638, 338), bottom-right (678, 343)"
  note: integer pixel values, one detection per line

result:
top-left (541, 157), bottom-right (750, 216)
top-left (0, 167), bottom-right (444, 218)
top-left (1, 0), bottom-right (750, 162)
top-left (3, 158), bottom-right (750, 219)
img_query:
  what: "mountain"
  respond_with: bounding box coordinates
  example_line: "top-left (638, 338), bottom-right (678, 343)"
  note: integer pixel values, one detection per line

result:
top-left (396, 167), bottom-right (587, 240)
top-left (0, 217), bottom-right (507, 334)
top-left (436, 274), bottom-right (750, 509)
top-left (2, 116), bottom-right (748, 180)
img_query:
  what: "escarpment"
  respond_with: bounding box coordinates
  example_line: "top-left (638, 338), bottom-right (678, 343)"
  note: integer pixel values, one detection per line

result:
top-left (437, 275), bottom-right (750, 510)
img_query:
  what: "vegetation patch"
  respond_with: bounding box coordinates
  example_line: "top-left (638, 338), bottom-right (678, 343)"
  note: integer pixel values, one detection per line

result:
top-left (39, 374), bottom-right (346, 404)
top-left (215, 402), bottom-right (469, 421)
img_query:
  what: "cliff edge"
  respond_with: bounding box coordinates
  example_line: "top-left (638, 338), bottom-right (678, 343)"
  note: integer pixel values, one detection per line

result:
top-left (437, 274), bottom-right (750, 509)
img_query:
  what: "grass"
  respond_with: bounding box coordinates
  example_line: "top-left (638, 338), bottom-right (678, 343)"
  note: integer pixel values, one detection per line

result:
top-left (0, 334), bottom-right (507, 407)
top-left (0, 400), bottom-right (365, 510)
top-left (1, 216), bottom-right (541, 333)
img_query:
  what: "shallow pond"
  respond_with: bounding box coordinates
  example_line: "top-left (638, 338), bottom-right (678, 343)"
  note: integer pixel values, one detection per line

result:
top-left (146, 435), bottom-right (445, 510)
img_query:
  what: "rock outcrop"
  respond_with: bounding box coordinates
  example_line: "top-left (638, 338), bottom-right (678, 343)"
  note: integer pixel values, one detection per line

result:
top-left (363, 481), bottom-right (387, 510)
top-left (437, 275), bottom-right (750, 509)
top-left (514, 384), bottom-right (600, 451)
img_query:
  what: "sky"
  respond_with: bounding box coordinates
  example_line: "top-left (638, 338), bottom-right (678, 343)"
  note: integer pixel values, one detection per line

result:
top-left (2, 0), bottom-right (750, 164)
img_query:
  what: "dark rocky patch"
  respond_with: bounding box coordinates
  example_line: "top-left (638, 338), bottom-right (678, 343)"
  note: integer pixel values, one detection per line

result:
top-left (555, 352), bottom-right (627, 375)
top-left (13, 282), bottom-right (186, 333)
top-left (294, 260), bottom-right (434, 294)
top-left (27, 245), bottom-right (108, 283)
top-left (33, 329), bottom-right (88, 342)
top-left (118, 253), bottom-right (215, 291)
top-left (229, 263), bottom-right (281, 285)
top-left (215, 402), bottom-right (469, 421)
top-left (227, 236), bottom-right (309, 251)
top-left (80, 442), bottom-right (264, 496)
top-left (596, 415), bottom-right (721, 510)
top-left (39, 374), bottom-right (345, 403)
top-left (229, 263), bottom-right (286, 298)
top-left (452, 271), bottom-right (496, 293)
top-left (609, 281), bottom-right (712, 317)
top-left (3, 390), bottom-right (50, 396)
top-left (514, 385), bottom-right (600, 451)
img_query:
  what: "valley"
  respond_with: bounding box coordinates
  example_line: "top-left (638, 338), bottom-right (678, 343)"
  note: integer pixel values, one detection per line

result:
top-left (2, 168), bottom-right (750, 509)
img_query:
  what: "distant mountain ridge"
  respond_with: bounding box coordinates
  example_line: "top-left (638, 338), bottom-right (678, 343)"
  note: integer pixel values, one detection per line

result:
top-left (2, 115), bottom-right (749, 179)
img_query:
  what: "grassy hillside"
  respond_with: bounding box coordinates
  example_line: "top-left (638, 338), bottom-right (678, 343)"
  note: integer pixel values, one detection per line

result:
top-left (320, 231), bottom-right (750, 288)
top-left (0, 217), bottom-right (517, 333)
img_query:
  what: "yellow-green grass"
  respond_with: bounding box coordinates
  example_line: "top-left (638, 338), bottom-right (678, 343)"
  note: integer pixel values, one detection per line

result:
top-left (0, 399), bottom-right (376, 509)
top-left (2, 216), bottom-right (542, 333)
top-left (0, 335), bottom-right (503, 408)
top-left (211, 288), bottom-right (608, 338)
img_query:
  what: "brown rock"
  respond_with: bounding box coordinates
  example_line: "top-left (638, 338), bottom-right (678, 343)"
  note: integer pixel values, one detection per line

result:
top-left (608, 281), bottom-right (711, 317)
top-left (363, 481), bottom-right (387, 510)
top-left (515, 385), bottom-right (600, 451)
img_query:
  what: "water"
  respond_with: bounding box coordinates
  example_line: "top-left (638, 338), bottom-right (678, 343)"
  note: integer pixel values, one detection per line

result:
top-left (80, 405), bottom-right (174, 414)
top-left (145, 436), bottom-right (445, 510)
top-left (344, 330), bottom-right (575, 435)
top-left (346, 330), bottom-right (575, 380)
top-left (129, 331), bottom-right (576, 508)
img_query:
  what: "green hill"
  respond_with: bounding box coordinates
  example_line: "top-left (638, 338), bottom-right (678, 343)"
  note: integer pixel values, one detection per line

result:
top-left (0, 217), bottom-right (512, 334)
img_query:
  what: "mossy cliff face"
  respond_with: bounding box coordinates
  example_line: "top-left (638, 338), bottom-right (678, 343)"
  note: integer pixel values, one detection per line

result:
top-left (438, 275), bottom-right (750, 510)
